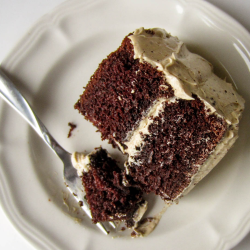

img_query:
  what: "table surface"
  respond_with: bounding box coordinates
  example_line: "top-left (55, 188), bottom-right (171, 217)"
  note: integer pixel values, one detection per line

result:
top-left (0, 0), bottom-right (250, 249)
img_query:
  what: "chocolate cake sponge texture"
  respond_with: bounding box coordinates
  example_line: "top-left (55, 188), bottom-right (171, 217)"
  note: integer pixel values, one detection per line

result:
top-left (72, 148), bottom-right (146, 226)
top-left (74, 27), bottom-right (244, 216)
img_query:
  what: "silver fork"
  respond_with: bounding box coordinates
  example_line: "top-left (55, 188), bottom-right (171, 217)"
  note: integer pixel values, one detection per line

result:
top-left (0, 68), bottom-right (115, 235)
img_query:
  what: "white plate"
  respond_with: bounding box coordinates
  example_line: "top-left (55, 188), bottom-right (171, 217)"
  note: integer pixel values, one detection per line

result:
top-left (0, 0), bottom-right (250, 249)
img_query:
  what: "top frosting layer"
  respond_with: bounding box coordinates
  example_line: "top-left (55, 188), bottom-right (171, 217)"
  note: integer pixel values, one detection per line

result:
top-left (129, 27), bottom-right (245, 124)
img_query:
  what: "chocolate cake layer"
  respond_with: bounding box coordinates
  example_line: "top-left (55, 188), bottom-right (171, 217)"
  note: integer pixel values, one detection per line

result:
top-left (74, 34), bottom-right (174, 149)
top-left (80, 148), bottom-right (145, 225)
top-left (124, 96), bottom-right (227, 201)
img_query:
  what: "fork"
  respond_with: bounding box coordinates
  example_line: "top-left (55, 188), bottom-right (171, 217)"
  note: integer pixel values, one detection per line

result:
top-left (0, 68), bottom-right (114, 235)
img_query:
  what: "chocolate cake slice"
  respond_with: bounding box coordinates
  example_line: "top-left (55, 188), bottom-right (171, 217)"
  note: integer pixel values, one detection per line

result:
top-left (75, 28), bottom-right (244, 203)
top-left (72, 148), bottom-right (147, 226)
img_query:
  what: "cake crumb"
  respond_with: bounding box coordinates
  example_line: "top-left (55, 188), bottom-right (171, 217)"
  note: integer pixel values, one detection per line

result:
top-left (67, 122), bottom-right (77, 138)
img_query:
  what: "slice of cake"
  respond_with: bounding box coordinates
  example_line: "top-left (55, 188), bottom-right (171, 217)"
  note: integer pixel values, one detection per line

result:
top-left (75, 28), bottom-right (244, 203)
top-left (71, 147), bottom-right (147, 227)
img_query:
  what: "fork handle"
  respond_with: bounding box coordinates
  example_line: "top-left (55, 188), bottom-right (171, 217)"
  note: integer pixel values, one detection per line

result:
top-left (0, 68), bottom-right (67, 159)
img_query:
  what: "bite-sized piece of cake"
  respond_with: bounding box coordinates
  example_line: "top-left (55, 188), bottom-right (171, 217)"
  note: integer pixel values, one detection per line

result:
top-left (71, 147), bottom-right (147, 226)
top-left (75, 28), bottom-right (245, 203)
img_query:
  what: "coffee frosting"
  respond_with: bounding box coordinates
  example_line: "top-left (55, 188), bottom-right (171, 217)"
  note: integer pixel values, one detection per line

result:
top-left (129, 27), bottom-right (244, 125)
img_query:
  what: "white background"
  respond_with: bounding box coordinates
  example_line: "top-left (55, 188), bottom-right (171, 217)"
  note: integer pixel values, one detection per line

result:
top-left (0, 0), bottom-right (250, 249)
